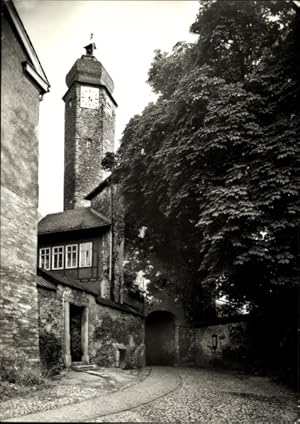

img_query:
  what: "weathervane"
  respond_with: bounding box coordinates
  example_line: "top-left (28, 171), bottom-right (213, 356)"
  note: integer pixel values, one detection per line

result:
top-left (84, 33), bottom-right (96, 56)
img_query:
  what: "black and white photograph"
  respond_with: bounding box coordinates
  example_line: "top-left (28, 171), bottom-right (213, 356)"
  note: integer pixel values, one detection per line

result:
top-left (0, 0), bottom-right (299, 422)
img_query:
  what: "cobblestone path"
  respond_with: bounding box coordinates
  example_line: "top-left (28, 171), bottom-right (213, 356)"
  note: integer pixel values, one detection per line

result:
top-left (3, 367), bottom-right (297, 423)
top-left (92, 368), bottom-right (297, 423)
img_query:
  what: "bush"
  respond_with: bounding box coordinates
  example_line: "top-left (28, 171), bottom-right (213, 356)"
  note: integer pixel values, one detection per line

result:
top-left (0, 348), bottom-right (44, 386)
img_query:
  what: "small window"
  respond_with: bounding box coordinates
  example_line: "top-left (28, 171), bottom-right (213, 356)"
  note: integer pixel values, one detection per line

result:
top-left (52, 246), bottom-right (64, 270)
top-left (79, 242), bottom-right (92, 268)
top-left (39, 247), bottom-right (51, 270)
top-left (65, 244), bottom-right (78, 269)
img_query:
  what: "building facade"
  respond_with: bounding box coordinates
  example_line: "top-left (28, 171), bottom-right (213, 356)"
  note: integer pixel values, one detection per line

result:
top-left (37, 42), bottom-right (148, 370)
top-left (0, 0), bottom-right (50, 364)
top-left (1, 3), bottom-right (248, 373)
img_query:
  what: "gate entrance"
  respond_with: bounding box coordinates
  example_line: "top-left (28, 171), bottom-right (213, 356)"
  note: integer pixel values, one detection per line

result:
top-left (145, 311), bottom-right (175, 365)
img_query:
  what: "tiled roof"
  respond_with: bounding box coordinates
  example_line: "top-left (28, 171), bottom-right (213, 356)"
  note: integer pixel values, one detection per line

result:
top-left (36, 270), bottom-right (144, 317)
top-left (38, 269), bottom-right (99, 296)
top-left (38, 207), bottom-right (110, 235)
top-left (36, 276), bottom-right (56, 291)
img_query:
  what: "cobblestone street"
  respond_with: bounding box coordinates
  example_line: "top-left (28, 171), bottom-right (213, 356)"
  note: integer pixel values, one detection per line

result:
top-left (92, 368), bottom-right (297, 423)
top-left (3, 367), bottom-right (297, 423)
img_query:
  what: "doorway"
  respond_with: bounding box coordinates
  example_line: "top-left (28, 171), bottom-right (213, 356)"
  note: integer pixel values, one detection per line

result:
top-left (145, 311), bottom-right (175, 365)
top-left (70, 304), bottom-right (83, 362)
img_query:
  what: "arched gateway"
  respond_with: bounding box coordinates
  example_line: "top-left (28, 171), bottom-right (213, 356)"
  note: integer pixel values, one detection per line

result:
top-left (145, 311), bottom-right (176, 365)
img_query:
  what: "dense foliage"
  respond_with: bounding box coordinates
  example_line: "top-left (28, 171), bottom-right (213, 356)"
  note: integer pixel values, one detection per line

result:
top-left (111, 0), bottom-right (299, 314)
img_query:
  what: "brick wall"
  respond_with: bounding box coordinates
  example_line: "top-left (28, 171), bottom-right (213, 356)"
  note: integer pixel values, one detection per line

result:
top-left (0, 12), bottom-right (41, 363)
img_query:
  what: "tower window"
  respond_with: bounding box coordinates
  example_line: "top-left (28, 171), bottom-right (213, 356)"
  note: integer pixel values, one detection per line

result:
top-left (52, 246), bottom-right (64, 270)
top-left (66, 244), bottom-right (78, 269)
top-left (79, 242), bottom-right (92, 268)
top-left (39, 247), bottom-right (51, 270)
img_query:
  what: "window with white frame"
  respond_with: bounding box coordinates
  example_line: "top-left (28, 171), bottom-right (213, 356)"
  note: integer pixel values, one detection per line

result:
top-left (52, 246), bottom-right (64, 270)
top-left (39, 247), bottom-right (51, 270)
top-left (65, 244), bottom-right (78, 269)
top-left (79, 242), bottom-right (92, 268)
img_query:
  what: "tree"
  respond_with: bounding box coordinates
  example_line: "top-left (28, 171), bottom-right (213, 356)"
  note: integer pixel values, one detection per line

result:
top-left (112, 0), bottom-right (299, 315)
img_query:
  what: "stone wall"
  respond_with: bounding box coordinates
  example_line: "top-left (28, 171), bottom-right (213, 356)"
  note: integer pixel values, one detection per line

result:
top-left (0, 11), bottom-right (41, 363)
top-left (91, 185), bottom-right (111, 218)
top-left (37, 284), bottom-right (145, 370)
top-left (178, 325), bottom-right (197, 366)
top-left (63, 66), bottom-right (116, 211)
top-left (91, 184), bottom-right (127, 305)
top-left (38, 287), bottom-right (64, 371)
top-left (195, 321), bottom-right (248, 369)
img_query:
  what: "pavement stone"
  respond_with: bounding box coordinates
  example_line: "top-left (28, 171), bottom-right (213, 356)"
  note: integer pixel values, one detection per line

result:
top-left (91, 368), bottom-right (297, 423)
top-left (2, 367), bottom-right (297, 423)
top-left (3, 367), bottom-right (180, 422)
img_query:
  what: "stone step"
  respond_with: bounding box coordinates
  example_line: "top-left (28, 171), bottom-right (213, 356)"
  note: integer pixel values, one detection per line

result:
top-left (71, 363), bottom-right (98, 371)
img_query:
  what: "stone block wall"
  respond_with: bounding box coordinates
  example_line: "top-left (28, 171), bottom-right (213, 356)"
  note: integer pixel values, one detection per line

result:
top-left (90, 302), bottom-right (145, 368)
top-left (195, 321), bottom-right (248, 369)
top-left (37, 284), bottom-right (145, 370)
top-left (38, 288), bottom-right (64, 370)
top-left (0, 11), bottom-right (41, 364)
top-left (91, 185), bottom-right (111, 218)
top-left (178, 325), bottom-right (197, 366)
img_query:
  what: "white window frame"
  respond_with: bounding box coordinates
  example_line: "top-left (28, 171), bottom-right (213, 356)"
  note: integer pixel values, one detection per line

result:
top-left (39, 247), bottom-right (51, 270)
top-left (79, 242), bottom-right (93, 268)
top-left (52, 246), bottom-right (64, 270)
top-left (65, 244), bottom-right (78, 269)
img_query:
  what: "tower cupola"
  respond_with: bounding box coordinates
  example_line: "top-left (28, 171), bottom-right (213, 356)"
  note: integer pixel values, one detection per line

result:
top-left (65, 44), bottom-right (114, 96)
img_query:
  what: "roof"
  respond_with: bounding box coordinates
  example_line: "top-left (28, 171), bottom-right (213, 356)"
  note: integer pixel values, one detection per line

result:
top-left (85, 176), bottom-right (112, 200)
top-left (5, 0), bottom-right (50, 93)
top-left (37, 269), bottom-right (144, 317)
top-left (38, 207), bottom-right (110, 235)
top-left (38, 269), bottom-right (99, 295)
top-left (36, 276), bottom-right (56, 291)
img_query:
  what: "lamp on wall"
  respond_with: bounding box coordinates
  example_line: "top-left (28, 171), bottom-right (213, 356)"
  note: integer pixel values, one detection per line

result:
top-left (212, 334), bottom-right (218, 351)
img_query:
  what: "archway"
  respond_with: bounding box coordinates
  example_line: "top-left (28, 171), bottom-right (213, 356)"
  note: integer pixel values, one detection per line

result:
top-left (145, 311), bottom-right (175, 365)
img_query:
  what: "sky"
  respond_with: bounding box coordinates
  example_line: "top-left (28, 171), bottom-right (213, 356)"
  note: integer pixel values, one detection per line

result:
top-left (15, 0), bottom-right (199, 218)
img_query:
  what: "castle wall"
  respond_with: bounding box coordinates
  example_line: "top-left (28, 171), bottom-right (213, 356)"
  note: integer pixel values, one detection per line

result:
top-left (0, 12), bottom-right (41, 363)
top-left (195, 321), bottom-right (248, 369)
top-left (37, 284), bottom-right (145, 370)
